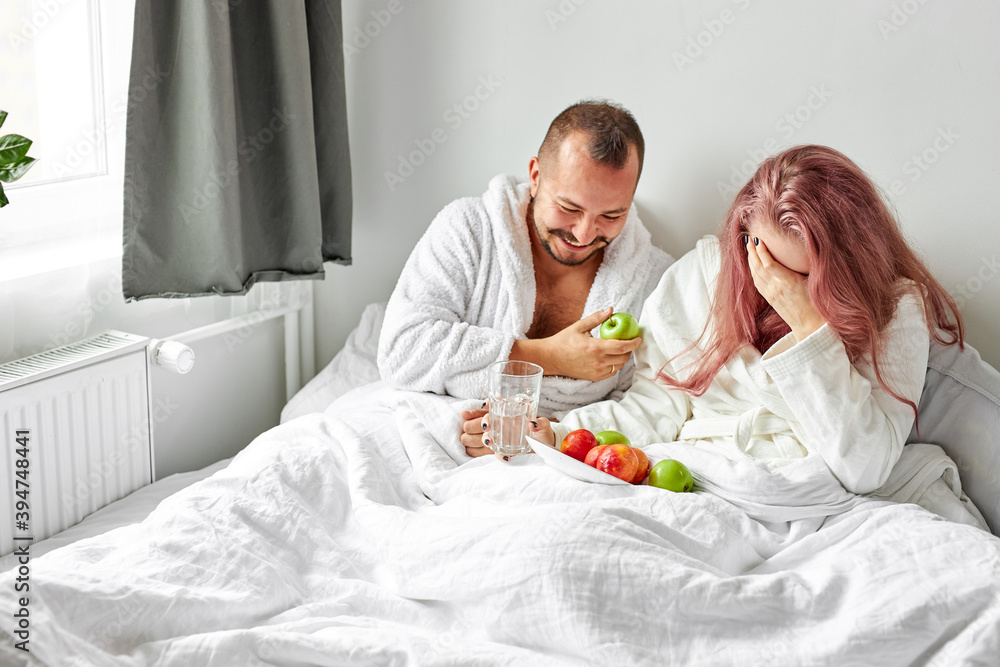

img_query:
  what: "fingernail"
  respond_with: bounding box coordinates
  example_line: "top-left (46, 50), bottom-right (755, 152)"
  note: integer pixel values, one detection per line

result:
top-left (481, 401), bottom-right (487, 409)
top-left (502, 456), bottom-right (509, 462)
top-left (742, 234), bottom-right (748, 245)
top-left (531, 421), bottom-right (538, 428)
top-left (484, 438), bottom-right (490, 446)
top-left (753, 237), bottom-right (759, 246)
top-left (482, 422), bottom-right (489, 432)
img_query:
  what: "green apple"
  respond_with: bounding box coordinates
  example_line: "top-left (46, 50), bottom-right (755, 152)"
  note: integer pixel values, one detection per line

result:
top-left (594, 430), bottom-right (630, 447)
top-left (647, 459), bottom-right (694, 492)
top-left (599, 312), bottom-right (640, 340)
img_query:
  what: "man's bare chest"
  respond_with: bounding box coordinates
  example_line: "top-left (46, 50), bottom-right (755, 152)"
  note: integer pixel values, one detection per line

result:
top-left (526, 282), bottom-right (591, 339)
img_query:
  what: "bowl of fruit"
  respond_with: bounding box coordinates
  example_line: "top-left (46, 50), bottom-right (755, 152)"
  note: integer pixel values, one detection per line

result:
top-left (526, 428), bottom-right (693, 492)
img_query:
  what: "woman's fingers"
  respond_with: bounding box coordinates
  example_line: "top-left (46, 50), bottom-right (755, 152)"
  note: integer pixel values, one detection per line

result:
top-left (465, 443), bottom-right (493, 457)
top-left (745, 236), bottom-right (825, 340)
top-left (460, 406), bottom-right (491, 454)
top-left (461, 431), bottom-right (485, 449)
top-left (459, 407), bottom-right (487, 421)
top-left (747, 236), bottom-right (797, 297)
top-left (745, 237), bottom-right (770, 298)
top-left (466, 411), bottom-right (494, 457)
top-left (529, 417), bottom-right (555, 447)
top-left (754, 237), bottom-right (798, 281)
top-left (480, 413), bottom-right (493, 451)
top-left (460, 408), bottom-right (488, 435)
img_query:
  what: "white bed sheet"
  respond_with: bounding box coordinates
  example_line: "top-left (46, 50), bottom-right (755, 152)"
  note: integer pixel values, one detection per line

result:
top-left (1, 383), bottom-right (999, 666)
top-left (280, 301), bottom-right (385, 424)
top-left (0, 460), bottom-right (229, 573)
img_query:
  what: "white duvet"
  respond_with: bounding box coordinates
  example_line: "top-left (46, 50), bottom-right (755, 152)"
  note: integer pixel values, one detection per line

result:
top-left (3, 382), bottom-right (1000, 666)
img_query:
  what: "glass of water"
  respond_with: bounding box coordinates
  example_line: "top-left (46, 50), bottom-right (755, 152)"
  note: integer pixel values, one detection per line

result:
top-left (487, 360), bottom-right (543, 457)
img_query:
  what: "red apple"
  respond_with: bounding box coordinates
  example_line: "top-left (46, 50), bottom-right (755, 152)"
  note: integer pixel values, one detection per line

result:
top-left (595, 444), bottom-right (639, 482)
top-left (584, 444), bottom-right (609, 468)
top-left (560, 428), bottom-right (598, 462)
top-left (629, 447), bottom-right (650, 484)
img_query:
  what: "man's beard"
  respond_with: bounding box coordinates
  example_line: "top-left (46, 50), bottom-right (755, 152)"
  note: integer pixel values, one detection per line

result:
top-left (528, 195), bottom-right (611, 267)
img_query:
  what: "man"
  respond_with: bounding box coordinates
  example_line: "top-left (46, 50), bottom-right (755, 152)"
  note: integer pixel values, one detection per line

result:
top-left (377, 100), bottom-right (674, 456)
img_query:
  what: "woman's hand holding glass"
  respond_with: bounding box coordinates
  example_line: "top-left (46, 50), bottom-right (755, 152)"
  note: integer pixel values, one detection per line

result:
top-left (459, 407), bottom-right (554, 460)
top-left (459, 405), bottom-right (492, 457)
top-left (745, 235), bottom-right (827, 343)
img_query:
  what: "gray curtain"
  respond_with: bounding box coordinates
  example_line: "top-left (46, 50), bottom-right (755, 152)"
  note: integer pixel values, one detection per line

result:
top-left (122, 0), bottom-right (351, 301)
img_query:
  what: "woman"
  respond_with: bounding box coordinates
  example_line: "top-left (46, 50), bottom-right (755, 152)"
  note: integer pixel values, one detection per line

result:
top-left (472, 145), bottom-right (964, 496)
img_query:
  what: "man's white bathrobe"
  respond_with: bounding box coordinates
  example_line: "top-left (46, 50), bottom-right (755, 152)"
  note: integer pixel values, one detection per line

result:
top-left (378, 174), bottom-right (674, 417)
top-left (551, 236), bottom-right (986, 526)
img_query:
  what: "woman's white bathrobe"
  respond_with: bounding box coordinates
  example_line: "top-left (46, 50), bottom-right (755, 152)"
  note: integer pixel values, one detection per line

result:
top-left (552, 236), bottom-right (986, 524)
top-left (378, 174), bottom-right (674, 417)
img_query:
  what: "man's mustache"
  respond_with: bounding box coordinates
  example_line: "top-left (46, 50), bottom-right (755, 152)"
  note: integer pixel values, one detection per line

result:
top-left (548, 228), bottom-right (611, 247)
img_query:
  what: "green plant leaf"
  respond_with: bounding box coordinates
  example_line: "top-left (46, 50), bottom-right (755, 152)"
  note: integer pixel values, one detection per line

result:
top-left (0, 181), bottom-right (8, 208)
top-left (0, 110), bottom-right (7, 129)
top-left (0, 156), bottom-right (36, 183)
top-left (0, 134), bottom-right (32, 165)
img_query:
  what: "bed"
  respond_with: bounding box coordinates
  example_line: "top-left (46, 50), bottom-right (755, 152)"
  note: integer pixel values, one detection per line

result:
top-left (3, 303), bottom-right (1000, 666)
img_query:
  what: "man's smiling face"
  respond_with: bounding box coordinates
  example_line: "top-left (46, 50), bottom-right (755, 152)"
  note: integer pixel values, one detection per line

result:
top-left (528, 131), bottom-right (639, 267)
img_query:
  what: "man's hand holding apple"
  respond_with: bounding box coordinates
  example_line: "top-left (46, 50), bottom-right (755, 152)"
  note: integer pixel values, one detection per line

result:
top-left (508, 307), bottom-right (641, 381)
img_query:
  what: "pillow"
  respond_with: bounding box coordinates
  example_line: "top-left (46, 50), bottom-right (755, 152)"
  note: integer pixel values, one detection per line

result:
top-left (906, 339), bottom-right (1000, 535)
top-left (280, 302), bottom-right (386, 423)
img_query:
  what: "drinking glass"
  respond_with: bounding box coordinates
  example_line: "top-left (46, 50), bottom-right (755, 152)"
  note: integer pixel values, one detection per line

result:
top-left (486, 360), bottom-right (543, 457)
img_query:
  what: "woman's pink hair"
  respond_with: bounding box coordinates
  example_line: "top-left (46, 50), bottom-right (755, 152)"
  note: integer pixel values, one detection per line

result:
top-left (660, 145), bottom-right (963, 415)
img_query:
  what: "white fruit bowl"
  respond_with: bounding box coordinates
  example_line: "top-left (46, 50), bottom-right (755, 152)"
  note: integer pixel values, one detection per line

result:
top-left (525, 437), bottom-right (632, 486)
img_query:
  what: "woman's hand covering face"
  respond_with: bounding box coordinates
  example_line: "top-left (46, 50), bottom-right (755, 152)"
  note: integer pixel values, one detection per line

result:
top-left (744, 234), bottom-right (826, 343)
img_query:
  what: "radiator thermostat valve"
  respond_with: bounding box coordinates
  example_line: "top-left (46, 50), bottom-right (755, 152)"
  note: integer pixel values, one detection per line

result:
top-left (149, 340), bottom-right (195, 374)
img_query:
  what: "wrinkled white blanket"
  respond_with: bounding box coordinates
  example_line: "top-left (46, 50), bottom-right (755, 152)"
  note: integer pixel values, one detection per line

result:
top-left (3, 384), bottom-right (999, 666)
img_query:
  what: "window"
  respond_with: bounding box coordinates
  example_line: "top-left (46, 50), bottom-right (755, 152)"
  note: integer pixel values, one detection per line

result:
top-left (0, 0), bottom-right (135, 277)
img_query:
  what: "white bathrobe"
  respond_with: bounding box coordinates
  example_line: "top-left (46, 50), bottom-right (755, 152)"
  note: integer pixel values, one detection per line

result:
top-left (552, 235), bottom-right (984, 522)
top-left (377, 173), bottom-right (675, 417)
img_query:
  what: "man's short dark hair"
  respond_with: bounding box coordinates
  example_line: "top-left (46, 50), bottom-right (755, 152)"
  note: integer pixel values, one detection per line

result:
top-left (538, 99), bottom-right (644, 184)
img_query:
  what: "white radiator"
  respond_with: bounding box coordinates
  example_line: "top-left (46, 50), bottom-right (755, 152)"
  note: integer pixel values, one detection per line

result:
top-left (0, 331), bottom-right (154, 558)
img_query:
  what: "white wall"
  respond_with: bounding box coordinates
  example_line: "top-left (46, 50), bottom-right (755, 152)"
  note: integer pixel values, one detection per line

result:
top-left (319, 0), bottom-right (1000, 370)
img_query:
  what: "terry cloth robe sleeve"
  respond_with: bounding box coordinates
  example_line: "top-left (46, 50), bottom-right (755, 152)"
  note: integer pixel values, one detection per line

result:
top-left (760, 291), bottom-right (930, 494)
top-left (377, 197), bottom-right (513, 399)
top-left (551, 337), bottom-right (694, 448)
top-left (551, 247), bottom-right (699, 445)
